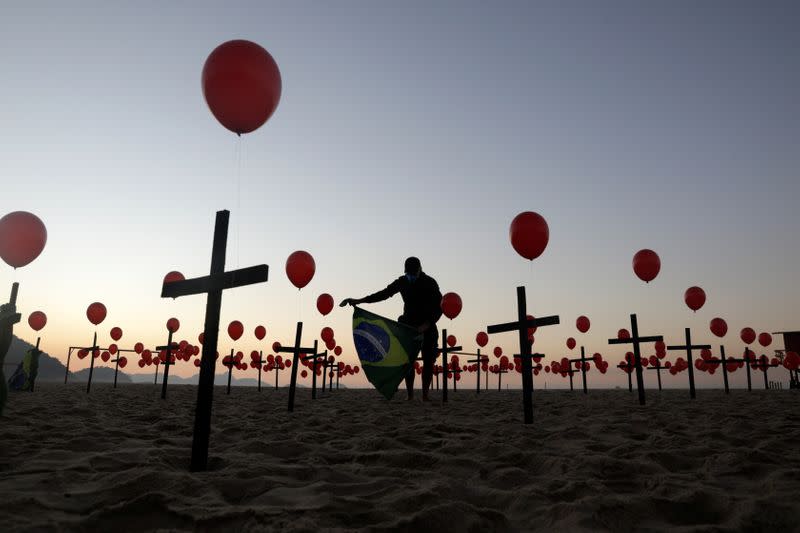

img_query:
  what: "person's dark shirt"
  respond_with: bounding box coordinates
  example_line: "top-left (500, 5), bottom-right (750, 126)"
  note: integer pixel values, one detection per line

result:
top-left (361, 272), bottom-right (443, 327)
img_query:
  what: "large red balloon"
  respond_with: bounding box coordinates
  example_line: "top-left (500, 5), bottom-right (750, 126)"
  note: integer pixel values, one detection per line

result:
top-left (740, 327), bottom-right (756, 345)
top-left (28, 311), bottom-right (47, 332)
top-left (576, 316), bottom-right (590, 333)
top-left (0, 211), bottom-right (47, 269)
top-left (632, 249), bottom-right (660, 283)
top-left (167, 317), bottom-right (180, 333)
top-left (758, 332), bottom-right (772, 348)
top-left (285, 251), bottom-right (315, 289)
top-left (684, 286), bottom-right (706, 312)
top-left (441, 292), bottom-right (462, 320)
top-left (254, 325), bottom-right (266, 340)
top-left (509, 211), bottom-right (549, 261)
top-left (475, 332), bottom-right (489, 348)
top-left (110, 327), bottom-right (123, 341)
top-left (86, 302), bottom-right (107, 326)
top-left (202, 40), bottom-right (282, 135)
top-left (709, 318), bottom-right (727, 338)
top-left (316, 293), bottom-right (334, 316)
top-left (228, 320), bottom-right (244, 341)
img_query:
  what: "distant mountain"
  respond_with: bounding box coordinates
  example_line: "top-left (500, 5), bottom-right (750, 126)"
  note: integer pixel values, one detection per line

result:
top-left (2, 335), bottom-right (131, 383)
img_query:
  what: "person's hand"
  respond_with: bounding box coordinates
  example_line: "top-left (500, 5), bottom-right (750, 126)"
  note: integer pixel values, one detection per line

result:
top-left (339, 298), bottom-right (359, 307)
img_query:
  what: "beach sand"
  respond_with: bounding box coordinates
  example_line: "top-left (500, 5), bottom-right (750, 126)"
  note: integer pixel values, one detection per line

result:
top-left (1, 383), bottom-right (798, 532)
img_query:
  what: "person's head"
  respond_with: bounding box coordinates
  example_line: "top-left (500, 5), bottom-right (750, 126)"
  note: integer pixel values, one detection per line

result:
top-left (404, 257), bottom-right (421, 282)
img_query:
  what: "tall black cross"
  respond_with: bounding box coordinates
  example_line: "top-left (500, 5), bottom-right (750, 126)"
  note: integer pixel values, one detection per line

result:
top-left (699, 345), bottom-right (731, 394)
top-left (160, 209), bottom-right (269, 472)
top-left (254, 350), bottom-right (266, 392)
top-left (155, 330), bottom-right (177, 399)
top-left (300, 340), bottom-right (327, 399)
top-left (666, 328), bottom-right (710, 400)
top-left (487, 286), bottom-right (559, 424)
top-left (276, 322), bottom-right (316, 412)
top-left (567, 346), bottom-right (592, 394)
top-left (608, 314), bottom-right (662, 405)
top-left (752, 354), bottom-right (779, 390)
top-left (82, 333), bottom-right (100, 394)
top-left (437, 328), bottom-right (462, 403)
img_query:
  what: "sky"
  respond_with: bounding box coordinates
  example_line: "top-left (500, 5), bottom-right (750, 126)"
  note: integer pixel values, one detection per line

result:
top-left (1, 1), bottom-right (798, 390)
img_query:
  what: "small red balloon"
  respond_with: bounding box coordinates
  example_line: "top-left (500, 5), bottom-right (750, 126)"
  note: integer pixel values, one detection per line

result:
top-left (476, 332), bottom-right (489, 348)
top-left (285, 251), bottom-right (315, 289)
top-left (166, 317), bottom-right (180, 333)
top-left (758, 332), bottom-right (772, 348)
top-left (202, 40), bottom-right (282, 135)
top-left (447, 335), bottom-right (457, 348)
top-left (86, 302), bottom-right (107, 326)
top-left (0, 211), bottom-right (47, 269)
top-left (493, 347), bottom-right (502, 358)
top-left (740, 328), bottom-right (756, 345)
top-left (441, 292), bottom-right (462, 320)
top-left (316, 294), bottom-right (334, 316)
top-left (509, 211), bottom-right (549, 261)
top-left (566, 337), bottom-right (576, 351)
top-left (164, 271), bottom-right (185, 284)
top-left (321, 327), bottom-right (334, 343)
top-left (632, 249), bottom-right (660, 283)
top-left (576, 316), bottom-right (590, 334)
top-left (272, 341), bottom-right (282, 352)
top-left (254, 325), bottom-right (266, 340)
top-left (710, 318), bottom-right (727, 338)
top-left (334, 346), bottom-right (342, 356)
top-left (110, 326), bottom-right (123, 341)
top-left (228, 320), bottom-right (244, 341)
top-left (684, 286), bottom-right (706, 312)
top-left (118, 357), bottom-right (128, 368)
top-left (28, 311), bottom-right (47, 332)
top-left (618, 329), bottom-right (631, 340)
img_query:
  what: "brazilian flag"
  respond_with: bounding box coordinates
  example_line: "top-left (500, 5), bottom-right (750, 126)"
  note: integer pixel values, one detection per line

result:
top-left (352, 307), bottom-right (422, 400)
top-left (9, 348), bottom-right (40, 392)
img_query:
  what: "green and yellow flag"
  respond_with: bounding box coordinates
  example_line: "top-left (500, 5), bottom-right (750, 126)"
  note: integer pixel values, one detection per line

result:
top-left (352, 307), bottom-right (422, 400)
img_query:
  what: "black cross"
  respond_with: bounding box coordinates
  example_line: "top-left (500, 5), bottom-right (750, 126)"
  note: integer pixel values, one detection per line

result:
top-left (275, 322), bottom-right (316, 412)
top-left (487, 286), bottom-right (560, 424)
top-left (493, 366), bottom-right (509, 391)
top-left (666, 328), bottom-right (710, 400)
top-left (253, 350), bottom-right (266, 392)
top-left (81, 333), bottom-right (100, 394)
top-left (220, 349), bottom-right (238, 395)
top-left (723, 348), bottom-right (756, 391)
top-left (698, 345), bottom-right (732, 394)
top-left (608, 314), bottom-right (663, 405)
top-left (155, 330), bottom-right (177, 399)
top-left (322, 356), bottom-right (338, 393)
top-left (567, 346), bottom-right (592, 394)
top-left (437, 328), bottom-right (462, 402)
top-left (751, 354), bottom-right (779, 390)
top-left (160, 209), bottom-right (269, 472)
top-left (110, 347), bottom-right (138, 389)
top-left (300, 340), bottom-right (327, 399)
top-left (559, 363), bottom-right (578, 391)
top-left (617, 360), bottom-right (634, 392)
top-left (646, 356), bottom-right (667, 391)
top-left (456, 349), bottom-right (488, 394)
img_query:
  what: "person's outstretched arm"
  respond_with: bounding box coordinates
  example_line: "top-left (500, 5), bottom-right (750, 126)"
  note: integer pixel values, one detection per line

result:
top-left (340, 278), bottom-right (402, 307)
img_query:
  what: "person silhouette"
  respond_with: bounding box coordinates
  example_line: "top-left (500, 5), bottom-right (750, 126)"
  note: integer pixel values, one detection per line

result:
top-left (0, 301), bottom-right (22, 416)
top-left (340, 257), bottom-right (442, 401)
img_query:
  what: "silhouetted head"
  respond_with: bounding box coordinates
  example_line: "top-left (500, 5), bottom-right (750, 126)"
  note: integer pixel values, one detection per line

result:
top-left (404, 257), bottom-right (421, 282)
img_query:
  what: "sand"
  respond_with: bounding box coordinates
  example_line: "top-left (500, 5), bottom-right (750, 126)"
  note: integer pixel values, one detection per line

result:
top-left (1, 383), bottom-right (798, 532)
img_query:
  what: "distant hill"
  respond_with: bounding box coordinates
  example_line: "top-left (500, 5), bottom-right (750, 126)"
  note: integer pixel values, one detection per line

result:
top-left (2, 335), bottom-right (131, 384)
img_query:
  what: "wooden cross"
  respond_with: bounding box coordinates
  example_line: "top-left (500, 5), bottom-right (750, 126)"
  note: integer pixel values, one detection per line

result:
top-left (275, 322), bottom-right (316, 412)
top-left (487, 286), bottom-right (560, 424)
top-left (300, 340), bottom-right (327, 399)
top-left (646, 357), bottom-right (667, 391)
top-left (111, 348), bottom-right (138, 389)
top-left (608, 314), bottom-right (663, 405)
top-left (221, 349), bottom-right (237, 395)
top-left (723, 348), bottom-right (756, 391)
top-left (559, 363), bottom-right (577, 391)
top-left (494, 366), bottom-right (508, 390)
top-left (437, 328), bottom-right (462, 403)
top-left (254, 350), bottom-right (266, 392)
top-left (567, 346), bottom-right (592, 394)
top-left (699, 345), bottom-right (731, 394)
top-left (456, 349), bottom-right (487, 394)
top-left (617, 360), bottom-right (634, 392)
top-left (155, 330), bottom-right (177, 399)
top-left (82, 333), bottom-right (100, 394)
top-left (666, 327), bottom-right (710, 400)
top-left (160, 209), bottom-right (269, 472)
top-left (751, 354), bottom-right (779, 390)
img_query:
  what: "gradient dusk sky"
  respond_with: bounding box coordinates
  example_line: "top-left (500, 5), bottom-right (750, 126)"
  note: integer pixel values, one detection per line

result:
top-left (1, 1), bottom-right (798, 389)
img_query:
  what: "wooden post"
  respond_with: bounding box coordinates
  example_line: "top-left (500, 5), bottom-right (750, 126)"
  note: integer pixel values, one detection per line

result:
top-left (438, 328), bottom-right (462, 403)
top-left (608, 314), bottom-right (662, 405)
top-left (85, 332), bottom-right (99, 394)
top-left (276, 322), bottom-right (316, 412)
top-left (156, 330), bottom-right (176, 399)
top-left (667, 327), bottom-right (710, 400)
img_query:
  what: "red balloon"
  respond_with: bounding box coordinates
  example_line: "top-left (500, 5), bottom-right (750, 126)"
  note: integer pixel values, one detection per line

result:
top-left (316, 294), bottom-right (334, 316)
top-left (198, 332), bottom-right (205, 345)
top-left (166, 317), bottom-right (180, 333)
top-left (493, 347), bottom-right (502, 358)
top-left (321, 327), bottom-right (334, 343)
top-left (301, 370), bottom-right (308, 378)
top-left (684, 286), bottom-right (706, 312)
top-left (118, 356), bottom-right (128, 368)
top-left (632, 249), bottom-right (660, 283)
top-left (758, 332), bottom-right (772, 348)
top-left (254, 325), bottom-right (266, 340)
top-left (110, 326), bottom-right (123, 341)
top-left (101, 351), bottom-right (110, 363)
top-left (86, 302), bottom-right (107, 326)
top-left (228, 320), bottom-right (244, 341)
top-left (27, 311), bottom-right (47, 332)
top-left (447, 335), bottom-right (457, 348)
top-left (285, 251), bottom-right (315, 289)
top-left (576, 316), bottom-right (590, 334)
top-left (134, 342), bottom-right (144, 354)
top-left (617, 329), bottom-right (630, 340)
top-left (108, 343), bottom-right (118, 355)
top-left (441, 293), bottom-right (462, 320)
top-left (334, 346), bottom-right (342, 356)
top-left (163, 271), bottom-right (185, 285)
top-left (272, 341), bottom-right (282, 352)
top-left (710, 318), bottom-right (727, 338)
top-left (476, 332), bottom-right (489, 348)
top-left (509, 211), bottom-right (549, 261)
top-left (566, 337), bottom-right (576, 350)
top-left (202, 40), bottom-right (281, 135)
top-left (325, 338), bottom-right (336, 351)
top-left (0, 211), bottom-right (47, 268)
top-left (740, 327), bottom-right (756, 345)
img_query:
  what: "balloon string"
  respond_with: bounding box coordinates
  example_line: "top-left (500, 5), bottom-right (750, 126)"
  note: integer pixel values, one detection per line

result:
top-left (236, 135), bottom-right (242, 270)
